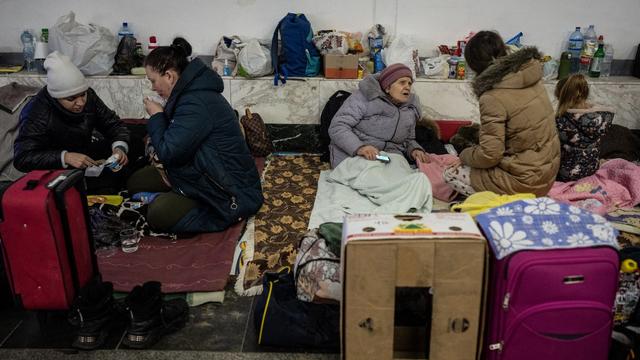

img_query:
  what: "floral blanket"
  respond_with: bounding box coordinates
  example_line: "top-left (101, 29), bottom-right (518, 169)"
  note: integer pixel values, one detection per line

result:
top-left (476, 197), bottom-right (619, 260)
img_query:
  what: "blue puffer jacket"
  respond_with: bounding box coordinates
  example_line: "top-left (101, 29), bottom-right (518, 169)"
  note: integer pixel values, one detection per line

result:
top-left (147, 59), bottom-right (263, 233)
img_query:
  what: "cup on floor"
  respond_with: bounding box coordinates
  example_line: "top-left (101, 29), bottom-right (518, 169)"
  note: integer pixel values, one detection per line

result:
top-left (120, 228), bottom-right (141, 253)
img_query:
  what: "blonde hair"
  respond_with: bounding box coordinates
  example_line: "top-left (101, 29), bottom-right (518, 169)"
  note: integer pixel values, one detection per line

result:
top-left (555, 74), bottom-right (589, 117)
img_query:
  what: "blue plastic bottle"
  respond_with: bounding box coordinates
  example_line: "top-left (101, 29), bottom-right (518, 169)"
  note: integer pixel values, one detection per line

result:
top-left (20, 30), bottom-right (35, 72)
top-left (567, 27), bottom-right (583, 74)
top-left (223, 59), bottom-right (232, 76)
top-left (117, 22), bottom-right (133, 41)
top-left (373, 50), bottom-right (385, 73)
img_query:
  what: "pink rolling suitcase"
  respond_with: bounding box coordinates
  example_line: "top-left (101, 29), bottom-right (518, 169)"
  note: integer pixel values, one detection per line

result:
top-left (476, 198), bottom-right (620, 360)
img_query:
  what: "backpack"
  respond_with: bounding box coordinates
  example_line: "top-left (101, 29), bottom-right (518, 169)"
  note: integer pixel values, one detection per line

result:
top-left (271, 13), bottom-right (321, 85)
top-left (319, 90), bottom-right (350, 162)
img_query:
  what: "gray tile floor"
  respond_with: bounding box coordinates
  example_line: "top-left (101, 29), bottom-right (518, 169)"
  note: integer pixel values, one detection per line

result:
top-left (0, 282), bottom-right (339, 359)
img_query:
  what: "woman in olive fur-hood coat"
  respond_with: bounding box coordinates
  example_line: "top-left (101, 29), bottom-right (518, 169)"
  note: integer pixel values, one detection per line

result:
top-left (459, 47), bottom-right (560, 196)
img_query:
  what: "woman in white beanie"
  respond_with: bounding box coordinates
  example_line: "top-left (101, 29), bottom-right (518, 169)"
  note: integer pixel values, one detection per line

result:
top-left (14, 51), bottom-right (130, 191)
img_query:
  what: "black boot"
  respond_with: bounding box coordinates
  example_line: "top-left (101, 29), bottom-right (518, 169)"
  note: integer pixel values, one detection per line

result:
top-left (69, 279), bottom-right (122, 350)
top-left (122, 281), bottom-right (189, 349)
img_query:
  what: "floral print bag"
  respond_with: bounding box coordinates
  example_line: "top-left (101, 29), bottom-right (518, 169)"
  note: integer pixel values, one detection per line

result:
top-left (475, 197), bottom-right (619, 260)
top-left (293, 229), bottom-right (340, 303)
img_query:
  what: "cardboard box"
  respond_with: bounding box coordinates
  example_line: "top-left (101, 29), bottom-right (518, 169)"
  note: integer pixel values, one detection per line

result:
top-left (324, 54), bottom-right (359, 79)
top-left (341, 213), bottom-right (486, 360)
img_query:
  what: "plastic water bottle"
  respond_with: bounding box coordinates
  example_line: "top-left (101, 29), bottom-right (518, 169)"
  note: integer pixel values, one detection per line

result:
top-left (20, 30), bottom-right (35, 72)
top-left (567, 27), bottom-right (583, 74)
top-left (558, 51), bottom-right (572, 80)
top-left (117, 22), bottom-right (133, 41)
top-left (580, 25), bottom-right (597, 74)
top-left (223, 59), bottom-right (232, 76)
top-left (34, 28), bottom-right (48, 74)
top-left (601, 43), bottom-right (614, 77)
top-left (373, 50), bottom-right (385, 73)
top-left (583, 25), bottom-right (598, 56)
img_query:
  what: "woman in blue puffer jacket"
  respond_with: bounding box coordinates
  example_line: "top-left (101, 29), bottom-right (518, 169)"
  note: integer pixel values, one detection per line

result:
top-left (128, 37), bottom-right (263, 233)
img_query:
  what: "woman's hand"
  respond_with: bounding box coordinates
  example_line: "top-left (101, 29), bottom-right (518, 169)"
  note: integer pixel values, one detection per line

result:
top-left (144, 97), bottom-right (164, 117)
top-left (64, 152), bottom-right (97, 169)
top-left (356, 145), bottom-right (379, 161)
top-left (412, 149), bottom-right (430, 163)
top-left (448, 158), bottom-right (462, 169)
top-left (112, 147), bottom-right (129, 166)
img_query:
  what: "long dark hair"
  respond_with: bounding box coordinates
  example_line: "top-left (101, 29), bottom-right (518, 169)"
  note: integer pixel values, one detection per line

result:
top-left (464, 31), bottom-right (507, 75)
top-left (144, 37), bottom-right (192, 74)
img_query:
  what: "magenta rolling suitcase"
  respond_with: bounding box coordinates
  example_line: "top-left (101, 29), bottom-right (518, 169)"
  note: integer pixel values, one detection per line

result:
top-left (0, 170), bottom-right (96, 310)
top-left (475, 198), bottom-right (620, 360)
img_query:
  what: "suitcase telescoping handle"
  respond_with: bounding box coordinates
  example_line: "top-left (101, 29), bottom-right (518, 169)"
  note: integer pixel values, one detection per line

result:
top-left (52, 170), bottom-right (85, 193)
top-left (52, 170), bottom-right (99, 294)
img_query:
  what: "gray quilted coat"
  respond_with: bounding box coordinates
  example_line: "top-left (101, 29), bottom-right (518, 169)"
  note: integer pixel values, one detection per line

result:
top-left (328, 75), bottom-right (423, 168)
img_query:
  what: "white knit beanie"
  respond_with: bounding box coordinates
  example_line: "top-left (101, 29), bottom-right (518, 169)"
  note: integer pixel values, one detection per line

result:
top-left (44, 51), bottom-right (89, 98)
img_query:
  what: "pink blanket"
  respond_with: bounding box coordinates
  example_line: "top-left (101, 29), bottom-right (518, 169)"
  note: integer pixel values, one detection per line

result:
top-left (97, 157), bottom-right (265, 293)
top-left (97, 222), bottom-right (243, 293)
top-left (418, 154), bottom-right (459, 202)
top-left (548, 158), bottom-right (640, 215)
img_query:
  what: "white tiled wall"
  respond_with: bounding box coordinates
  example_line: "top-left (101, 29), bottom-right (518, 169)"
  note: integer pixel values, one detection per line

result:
top-left (2, 74), bottom-right (640, 129)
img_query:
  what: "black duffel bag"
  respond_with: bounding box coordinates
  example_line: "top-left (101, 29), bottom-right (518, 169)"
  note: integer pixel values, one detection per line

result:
top-left (254, 267), bottom-right (339, 350)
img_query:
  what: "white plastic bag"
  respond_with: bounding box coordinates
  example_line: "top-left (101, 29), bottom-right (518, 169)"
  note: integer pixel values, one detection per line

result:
top-left (49, 12), bottom-right (117, 75)
top-left (384, 36), bottom-right (420, 77)
top-left (422, 55), bottom-right (450, 79)
top-left (542, 59), bottom-right (559, 80)
top-left (237, 39), bottom-right (273, 78)
top-left (211, 35), bottom-right (243, 76)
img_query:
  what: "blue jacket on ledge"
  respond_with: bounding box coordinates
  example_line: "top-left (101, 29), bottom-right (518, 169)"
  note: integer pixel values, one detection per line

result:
top-left (147, 58), bottom-right (263, 233)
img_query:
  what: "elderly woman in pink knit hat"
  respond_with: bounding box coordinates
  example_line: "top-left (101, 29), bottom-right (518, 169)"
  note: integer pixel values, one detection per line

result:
top-left (328, 63), bottom-right (429, 168)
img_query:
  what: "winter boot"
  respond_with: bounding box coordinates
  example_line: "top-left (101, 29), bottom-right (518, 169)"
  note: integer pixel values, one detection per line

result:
top-left (69, 278), bottom-right (123, 350)
top-left (122, 281), bottom-right (189, 349)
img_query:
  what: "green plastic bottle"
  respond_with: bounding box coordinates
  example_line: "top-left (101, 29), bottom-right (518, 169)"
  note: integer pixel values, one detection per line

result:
top-left (589, 38), bottom-right (605, 78)
top-left (558, 52), bottom-right (572, 80)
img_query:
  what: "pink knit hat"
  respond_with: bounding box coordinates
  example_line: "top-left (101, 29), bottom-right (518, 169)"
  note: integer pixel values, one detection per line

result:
top-left (378, 63), bottom-right (413, 90)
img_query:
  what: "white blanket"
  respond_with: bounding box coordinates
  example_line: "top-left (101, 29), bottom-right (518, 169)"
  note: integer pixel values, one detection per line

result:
top-left (308, 153), bottom-right (432, 229)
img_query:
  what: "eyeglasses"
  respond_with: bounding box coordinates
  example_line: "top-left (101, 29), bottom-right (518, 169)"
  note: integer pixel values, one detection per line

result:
top-left (63, 91), bottom-right (88, 102)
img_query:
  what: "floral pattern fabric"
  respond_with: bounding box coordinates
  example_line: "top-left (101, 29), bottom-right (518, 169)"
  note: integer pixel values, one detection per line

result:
top-left (242, 155), bottom-right (329, 290)
top-left (476, 197), bottom-right (619, 260)
top-left (294, 229), bottom-right (340, 303)
top-left (556, 109), bottom-right (614, 181)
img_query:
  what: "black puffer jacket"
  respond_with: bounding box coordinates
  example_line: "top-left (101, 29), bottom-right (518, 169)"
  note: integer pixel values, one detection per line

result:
top-left (13, 87), bottom-right (130, 172)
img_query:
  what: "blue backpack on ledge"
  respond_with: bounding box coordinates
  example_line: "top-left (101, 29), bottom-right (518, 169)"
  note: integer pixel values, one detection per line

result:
top-left (271, 13), bottom-right (321, 85)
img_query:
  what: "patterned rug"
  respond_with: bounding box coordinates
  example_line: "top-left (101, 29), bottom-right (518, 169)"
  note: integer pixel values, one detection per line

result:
top-left (236, 154), bottom-right (328, 295)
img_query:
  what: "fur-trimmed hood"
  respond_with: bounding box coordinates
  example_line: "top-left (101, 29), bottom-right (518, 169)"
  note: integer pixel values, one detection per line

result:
top-left (471, 47), bottom-right (543, 97)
